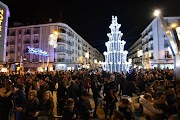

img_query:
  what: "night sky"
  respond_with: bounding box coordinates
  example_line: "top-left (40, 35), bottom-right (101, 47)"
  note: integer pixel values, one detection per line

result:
top-left (2, 0), bottom-right (180, 54)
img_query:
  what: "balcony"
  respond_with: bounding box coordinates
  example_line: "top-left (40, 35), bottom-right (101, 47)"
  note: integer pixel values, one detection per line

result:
top-left (33, 31), bottom-right (40, 34)
top-left (9, 32), bottom-right (15, 36)
top-left (165, 55), bottom-right (172, 59)
top-left (24, 40), bottom-right (30, 44)
top-left (32, 59), bottom-right (39, 62)
top-left (33, 40), bottom-right (39, 44)
top-left (55, 58), bottom-right (71, 63)
top-left (55, 49), bottom-right (66, 52)
top-left (9, 41), bottom-right (15, 45)
top-left (9, 50), bottom-right (15, 53)
top-left (24, 31), bottom-right (31, 35)
top-left (149, 37), bottom-right (153, 41)
top-left (57, 38), bottom-right (65, 43)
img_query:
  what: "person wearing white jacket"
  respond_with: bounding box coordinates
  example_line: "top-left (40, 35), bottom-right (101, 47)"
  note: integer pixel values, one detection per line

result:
top-left (139, 93), bottom-right (163, 120)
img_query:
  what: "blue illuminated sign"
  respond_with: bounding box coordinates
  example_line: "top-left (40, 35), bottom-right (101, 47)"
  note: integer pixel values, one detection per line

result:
top-left (27, 46), bottom-right (48, 56)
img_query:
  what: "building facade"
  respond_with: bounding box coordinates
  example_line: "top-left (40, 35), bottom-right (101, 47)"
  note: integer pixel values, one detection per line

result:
top-left (6, 22), bottom-right (104, 72)
top-left (128, 38), bottom-right (143, 69)
top-left (128, 17), bottom-right (180, 69)
top-left (0, 1), bottom-right (10, 72)
top-left (103, 16), bottom-right (130, 73)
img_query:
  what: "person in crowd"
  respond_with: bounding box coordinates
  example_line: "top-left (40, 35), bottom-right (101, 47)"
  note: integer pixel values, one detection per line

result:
top-left (119, 73), bottom-right (126, 95)
top-left (0, 80), bottom-right (13, 120)
top-left (156, 80), bottom-right (166, 91)
top-left (124, 80), bottom-right (139, 97)
top-left (62, 98), bottom-right (76, 120)
top-left (153, 80), bottom-right (160, 91)
top-left (45, 77), bottom-right (55, 95)
top-left (67, 80), bottom-right (80, 103)
top-left (165, 85), bottom-right (176, 105)
top-left (25, 78), bottom-right (35, 99)
top-left (145, 83), bottom-right (155, 98)
top-left (104, 89), bottom-right (118, 119)
top-left (34, 90), bottom-right (54, 120)
top-left (165, 85), bottom-right (177, 116)
top-left (13, 83), bottom-right (26, 120)
top-left (154, 91), bottom-right (169, 120)
top-left (118, 96), bottom-right (135, 120)
top-left (91, 76), bottom-right (102, 118)
top-left (56, 81), bottom-right (67, 116)
top-left (24, 90), bottom-right (39, 120)
top-left (75, 90), bottom-right (93, 120)
top-left (113, 110), bottom-right (124, 120)
top-left (139, 93), bottom-right (163, 120)
top-left (84, 76), bottom-right (91, 93)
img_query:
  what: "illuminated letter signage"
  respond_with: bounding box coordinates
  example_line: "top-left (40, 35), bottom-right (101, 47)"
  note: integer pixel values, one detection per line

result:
top-left (27, 46), bottom-right (48, 56)
top-left (0, 1), bottom-right (10, 62)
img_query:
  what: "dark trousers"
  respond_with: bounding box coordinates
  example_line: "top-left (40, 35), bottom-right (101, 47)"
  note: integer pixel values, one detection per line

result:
top-left (0, 109), bottom-right (10, 120)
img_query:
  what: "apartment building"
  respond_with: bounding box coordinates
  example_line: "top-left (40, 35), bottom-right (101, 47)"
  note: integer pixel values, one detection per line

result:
top-left (6, 22), bottom-right (104, 72)
top-left (128, 17), bottom-right (180, 69)
top-left (128, 38), bottom-right (142, 69)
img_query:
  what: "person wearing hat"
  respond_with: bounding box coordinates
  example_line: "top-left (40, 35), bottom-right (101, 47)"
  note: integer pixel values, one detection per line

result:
top-left (13, 83), bottom-right (26, 120)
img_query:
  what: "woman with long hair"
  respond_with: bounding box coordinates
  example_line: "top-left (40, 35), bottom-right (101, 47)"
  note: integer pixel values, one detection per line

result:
top-left (34, 90), bottom-right (54, 120)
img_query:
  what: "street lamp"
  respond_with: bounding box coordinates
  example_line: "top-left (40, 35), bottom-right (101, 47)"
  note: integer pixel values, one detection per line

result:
top-left (153, 9), bottom-right (180, 81)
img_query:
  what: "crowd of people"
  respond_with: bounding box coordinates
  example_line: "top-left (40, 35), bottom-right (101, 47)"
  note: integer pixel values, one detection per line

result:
top-left (0, 67), bottom-right (179, 120)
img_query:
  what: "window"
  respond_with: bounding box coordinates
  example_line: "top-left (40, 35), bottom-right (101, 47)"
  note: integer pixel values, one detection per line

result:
top-left (18, 30), bottom-right (21, 34)
top-left (33, 27), bottom-right (40, 34)
top-left (165, 51), bottom-right (169, 58)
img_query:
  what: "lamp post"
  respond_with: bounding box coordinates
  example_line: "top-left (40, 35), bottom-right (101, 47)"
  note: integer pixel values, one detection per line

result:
top-left (154, 9), bottom-right (180, 81)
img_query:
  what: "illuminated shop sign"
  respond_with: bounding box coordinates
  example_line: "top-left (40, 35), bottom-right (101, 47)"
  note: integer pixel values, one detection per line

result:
top-left (27, 46), bottom-right (48, 56)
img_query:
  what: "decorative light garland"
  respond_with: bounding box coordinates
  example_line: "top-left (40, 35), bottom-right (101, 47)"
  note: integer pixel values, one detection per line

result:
top-left (27, 46), bottom-right (48, 56)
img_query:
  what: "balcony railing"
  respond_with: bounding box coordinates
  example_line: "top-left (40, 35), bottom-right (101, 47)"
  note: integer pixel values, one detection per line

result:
top-left (24, 40), bottom-right (30, 44)
top-left (9, 50), bottom-right (15, 53)
top-left (33, 31), bottom-right (40, 34)
top-left (32, 59), bottom-right (39, 62)
top-left (24, 31), bottom-right (31, 35)
top-left (55, 58), bottom-right (71, 63)
top-left (9, 32), bottom-right (15, 36)
top-left (33, 40), bottom-right (39, 44)
top-left (9, 41), bottom-right (15, 45)
top-left (165, 55), bottom-right (172, 58)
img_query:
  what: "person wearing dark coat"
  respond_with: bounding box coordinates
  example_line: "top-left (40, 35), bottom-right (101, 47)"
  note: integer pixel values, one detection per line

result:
top-left (62, 98), bottom-right (76, 120)
top-left (24, 90), bottom-right (39, 120)
top-left (13, 83), bottom-right (26, 120)
top-left (45, 77), bottom-right (55, 95)
top-left (118, 97), bottom-right (135, 120)
top-left (75, 90), bottom-right (92, 120)
top-left (0, 81), bottom-right (13, 120)
top-left (91, 78), bottom-right (101, 118)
